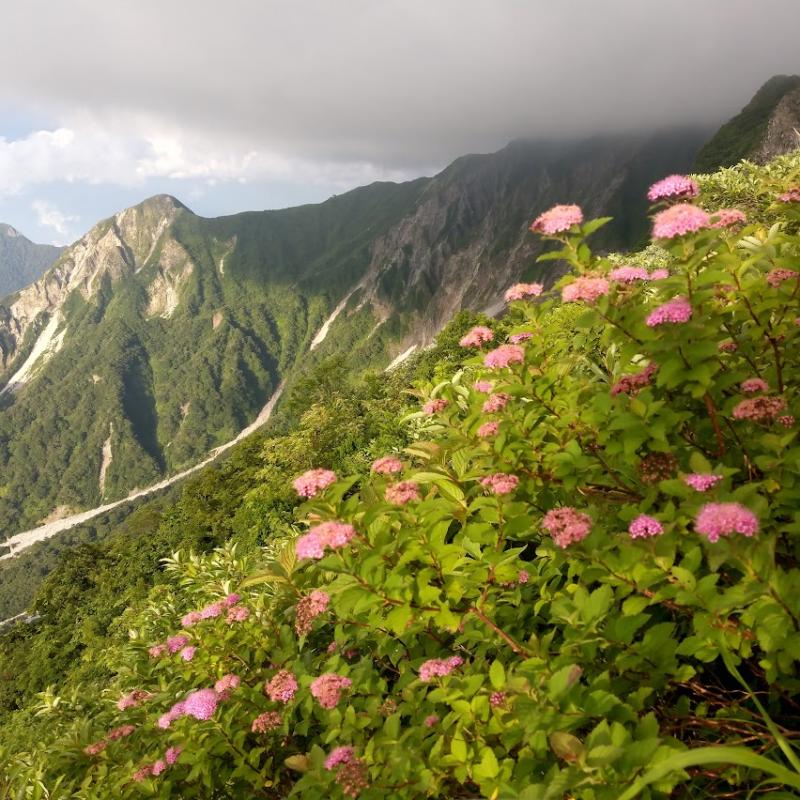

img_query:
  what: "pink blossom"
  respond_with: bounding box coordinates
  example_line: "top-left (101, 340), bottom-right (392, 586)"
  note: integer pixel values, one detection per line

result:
top-left (371, 456), bottom-right (403, 475)
top-left (684, 473), bottom-right (723, 492)
top-left (490, 691), bottom-right (507, 708)
top-left (183, 689), bottom-right (219, 721)
top-left (151, 760), bottom-right (167, 777)
top-left (181, 611), bottom-right (202, 628)
top-left (484, 344), bottom-right (525, 368)
top-left (778, 187), bottom-right (800, 203)
top-left (561, 276), bottom-right (610, 304)
top-left (148, 644), bottom-right (168, 658)
top-left (117, 690), bottom-right (152, 711)
top-left (530, 204), bottom-right (583, 235)
top-left (542, 507), bottom-right (592, 548)
top-left (327, 641), bottom-right (339, 654)
top-left (482, 393), bottom-right (510, 413)
top-left (83, 741), bottom-right (107, 756)
top-left (505, 282), bottom-right (544, 301)
top-left (296, 521), bottom-right (357, 560)
top-left (732, 396), bottom-right (786, 422)
top-left (226, 605), bottom-right (250, 624)
top-left (157, 701), bottom-right (186, 729)
top-left (214, 674), bottom-right (240, 700)
top-left (459, 326), bottom-right (494, 347)
top-left (609, 266), bottom-right (649, 283)
top-left (652, 204), bottom-right (710, 238)
top-left (741, 377), bottom-right (769, 394)
top-left (628, 515), bottom-right (664, 539)
top-left (179, 646), bottom-right (196, 661)
top-left (473, 380), bottom-right (493, 393)
top-left (695, 503), bottom-right (758, 543)
top-left (423, 398), bottom-right (449, 414)
top-left (199, 601), bottom-right (225, 620)
top-left (295, 589), bottom-right (331, 635)
top-left (167, 635), bottom-right (190, 654)
top-left (646, 296), bottom-right (692, 326)
top-left (611, 362), bottom-right (657, 396)
top-left (325, 746), bottom-right (356, 770)
top-left (509, 331), bottom-right (533, 343)
top-left (293, 468), bottom-right (337, 498)
top-left (779, 415), bottom-right (796, 427)
top-left (419, 656), bottom-right (464, 682)
top-left (518, 570), bottom-right (529, 584)
top-left (311, 673), bottom-right (353, 709)
top-left (710, 208), bottom-right (747, 229)
top-left (719, 341), bottom-right (738, 353)
top-left (223, 593), bottom-right (241, 607)
top-left (133, 765), bottom-right (153, 782)
top-left (385, 480), bottom-right (421, 505)
top-left (766, 268), bottom-right (799, 287)
top-left (647, 175), bottom-right (699, 203)
top-left (480, 473), bottom-right (519, 496)
top-left (477, 421), bottom-right (499, 438)
top-left (165, 746), bottom-right (182, 766)
top-left (106, 725), bottom-right (136, 741)
top-left (251, 711), bottom-right (282, 733)
top-left (265, 669), bottom-right (298, 703)
top-left (424, 714), bottom-right (439, 727)
top-left (649, 268), bottom-right (670, 280)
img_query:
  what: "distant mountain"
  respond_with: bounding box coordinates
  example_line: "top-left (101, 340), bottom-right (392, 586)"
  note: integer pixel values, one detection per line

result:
top-left (694, 74), bottom-right (800, 172)
top-left (0, 129), bottom-right (708, 536)
top-left (0, 225), bottom-right (63, 298)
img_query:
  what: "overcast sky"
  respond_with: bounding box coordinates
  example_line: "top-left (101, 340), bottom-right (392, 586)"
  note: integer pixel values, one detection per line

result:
top-left (1, 0), bottom-right (798, 244)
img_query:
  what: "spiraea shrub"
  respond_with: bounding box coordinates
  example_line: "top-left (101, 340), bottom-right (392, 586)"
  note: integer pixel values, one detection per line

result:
top-left (4, 158), bottom-right (800, 799)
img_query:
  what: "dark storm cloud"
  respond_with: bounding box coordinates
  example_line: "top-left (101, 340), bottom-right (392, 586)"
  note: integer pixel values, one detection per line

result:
top-left (2, 0), bottom-right (799, 170)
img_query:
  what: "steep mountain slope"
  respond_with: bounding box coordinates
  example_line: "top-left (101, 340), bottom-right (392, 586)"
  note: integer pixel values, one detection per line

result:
top-left (0, 130), bottom-right (707, 537)
top-left (694, 74), bottom-right (800, 172)
top-left (0, 225), bottom-right (63, 298)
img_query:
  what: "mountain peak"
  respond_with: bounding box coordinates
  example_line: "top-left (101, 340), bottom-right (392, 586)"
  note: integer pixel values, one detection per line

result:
top-left (131, 194), bottom-right (192, 216)
top-left (0, 223), bottom-right (21, 239)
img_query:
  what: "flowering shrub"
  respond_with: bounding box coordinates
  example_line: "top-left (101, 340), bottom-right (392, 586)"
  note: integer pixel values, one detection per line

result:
top-left (5, 162), bottom-right (800, 799)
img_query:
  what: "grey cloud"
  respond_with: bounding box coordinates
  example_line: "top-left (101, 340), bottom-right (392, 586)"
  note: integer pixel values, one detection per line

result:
top-left (2, 0), bottom-right (799, 171)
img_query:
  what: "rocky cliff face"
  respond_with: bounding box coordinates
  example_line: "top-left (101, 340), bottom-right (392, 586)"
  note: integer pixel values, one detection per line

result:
top-left (0, 225), bottom-right (62, 301)
top-left (749, 84), bottom-right (800, 164)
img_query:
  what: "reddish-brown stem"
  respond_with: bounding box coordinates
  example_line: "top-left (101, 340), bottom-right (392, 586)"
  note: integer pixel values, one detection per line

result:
top-left (704, 393), bottom-right (726, 456)
top-left (468, 605), bottom-right (531, 656)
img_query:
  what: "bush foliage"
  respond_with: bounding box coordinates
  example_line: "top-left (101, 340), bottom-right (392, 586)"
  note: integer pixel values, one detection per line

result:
top-left (2, 156), bottom-right (800, 798)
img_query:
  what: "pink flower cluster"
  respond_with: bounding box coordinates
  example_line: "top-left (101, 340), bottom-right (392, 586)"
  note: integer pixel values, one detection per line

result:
top-left (482, 393), bottom-right (510, 413)
top-left (542, 507), bottom-right (592, 548)
top-left (295, 589), bottom-right (331, 635)
top-left (647, 174), bottom-right (699, 203)
top-left (484, 344), bottom-right (525, 368)
top-left (628, 514), bottom-right (663, 539)
top-left (490, 691), bottom-right (507, 708)
top-left (684, 473), bottom-right (723, 492)
top-left (117, 689), bottom-right (152, 711)
top-left (419, 656), bottom-right (464, 682)
top-left (293, 468), bottom-right (337, 498)
top-left (609, 266), bottom-right (650, 283)
top-left (477, 421), bottom-right (499, 438)
top-left (324, 747), bottom-right (369, 797)
top-left (423, 398), bottom-right (449, 414)
top-left (561, 276), bottom-right (610, 304)
top-left (473, 380), bottom-right (493, 393)
top-left (265, 669), bottom-right (298, 703)
top-left (766, 268), bottom-right (799, 287)
top-left (106, 724), bottom-right (136, 741)
top-left (157, 685), bottom-right (227, 728)
top-left (611, 362), bottom-right (657, 396)
top-left (778, 187), bottom-right (800, 203)
top-left (214, 673), bottom-right (240, 700)
top-left (530, 204), bottom-right (583, 235)
top-left (652, 204), bottom-right (710, 239)
top-left (385, 480), bottom-right (421, 505)
top-left (424, 714), bottom-right (439, 727)
top-left (505, 282), bottom-right (544, 302)
top-left (480, 473), bottom-right (519, 496)
top-left (719, 341), bottom-right (738, 353)
top-left (226, 605), bottom-right (250, 624)
top-left (251, 711), bottom-right (282, 733)
top-left (311, 673), bottom-right (353, 708)
top-left (650, 269), bottom-right (670, 280)
top-left (710, 208), bottom-right (747, 229)
top-left (83, 741), bottom-right (107, 756)
top-left (509, 331), bottom-right (533, 344)
top-left (181, 593), bottom-right (241, 627)
top-left (459, 326), bottom-right (494, 347)
top-left (371, 456), bottom-right (403, 475)
top-left (296, 521), bottom-right (357, 559)
top-left (132, 747), bottom-right (182, 782)
top-left (695, 503), bottom-right (758, 543)
top-left (732, 396), bottom-right (787, 422)
top-left (741, 377), bottom-right (769, 394)
top-left (167, 634), bottom-right (190, 653)
top-left (646, 296), bottom-right (692, 327)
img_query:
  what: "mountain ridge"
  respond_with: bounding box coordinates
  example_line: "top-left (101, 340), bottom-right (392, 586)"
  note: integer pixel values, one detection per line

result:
top-left (0, 224), bottom-right (63, 300)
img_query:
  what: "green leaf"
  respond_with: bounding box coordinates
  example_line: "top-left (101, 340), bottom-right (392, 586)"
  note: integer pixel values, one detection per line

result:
top-left (489, 659), bottom-right (506, 690)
